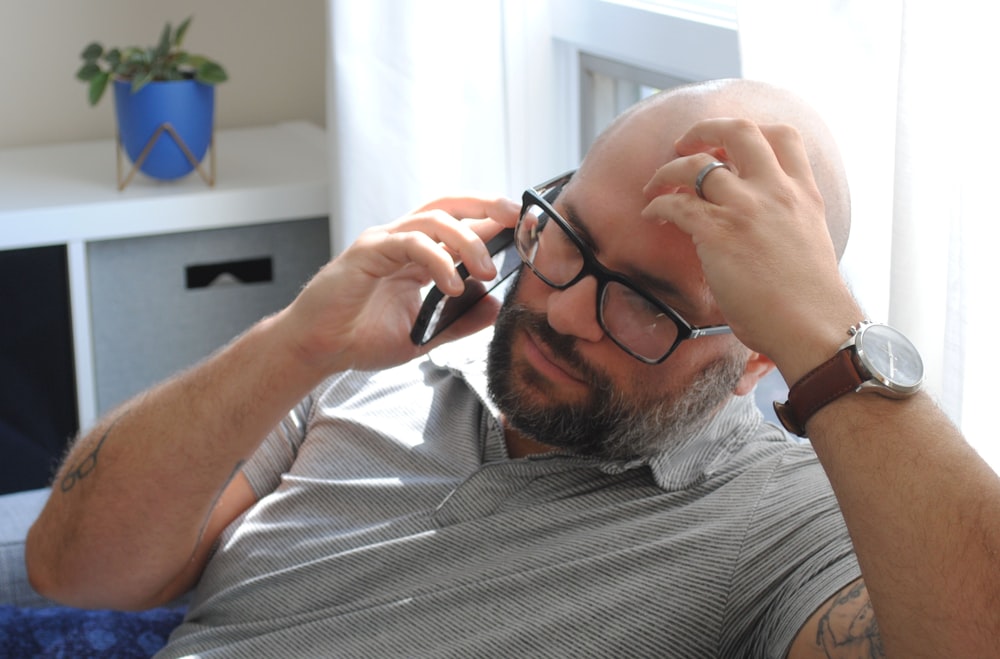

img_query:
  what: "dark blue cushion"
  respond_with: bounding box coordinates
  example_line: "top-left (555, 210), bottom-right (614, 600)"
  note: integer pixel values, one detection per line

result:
top-left (0, 605), bottom-right (185, 658)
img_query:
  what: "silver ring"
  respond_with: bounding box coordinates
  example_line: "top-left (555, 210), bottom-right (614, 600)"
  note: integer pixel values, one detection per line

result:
top-left (694, 161), bottom-right (728, 201)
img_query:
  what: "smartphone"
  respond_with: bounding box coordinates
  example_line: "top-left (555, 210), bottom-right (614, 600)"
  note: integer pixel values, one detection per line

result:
top-left (410, 228), bottom-right (519, 346)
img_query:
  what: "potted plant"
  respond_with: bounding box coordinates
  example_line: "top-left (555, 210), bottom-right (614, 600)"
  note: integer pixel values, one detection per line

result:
top-left (76, 16), bottom-right (228, 184)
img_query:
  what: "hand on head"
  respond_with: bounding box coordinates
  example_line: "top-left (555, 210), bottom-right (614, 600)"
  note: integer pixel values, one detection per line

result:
top-left (640, 114), bottom-right (861, 379)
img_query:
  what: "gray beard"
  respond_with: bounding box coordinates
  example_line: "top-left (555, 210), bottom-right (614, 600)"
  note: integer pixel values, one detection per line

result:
top-left (487, 284), bottom-right (745, 460)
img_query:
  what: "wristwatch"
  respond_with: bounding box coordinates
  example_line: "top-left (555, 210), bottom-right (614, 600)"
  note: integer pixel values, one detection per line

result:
top-left (773, 321), bottom-right (924, 436)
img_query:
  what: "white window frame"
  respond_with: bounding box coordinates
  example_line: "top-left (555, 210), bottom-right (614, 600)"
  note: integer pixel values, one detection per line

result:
top-left (502, 0), bottom-right (740, 189)
top-left (577, 53), bottom-right (692, 153)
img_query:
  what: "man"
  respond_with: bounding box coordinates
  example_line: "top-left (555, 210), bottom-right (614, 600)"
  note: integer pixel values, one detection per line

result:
top-left (26, 79), bottom-right (1000, 657)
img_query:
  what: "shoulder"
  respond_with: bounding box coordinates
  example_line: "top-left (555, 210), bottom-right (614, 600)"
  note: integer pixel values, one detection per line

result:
top-left (719, 436), bottom-right (864, 656)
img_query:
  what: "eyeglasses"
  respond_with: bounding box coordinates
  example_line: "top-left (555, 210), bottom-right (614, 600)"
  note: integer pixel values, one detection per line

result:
top-left (514, 170), bottom-right (732, 364)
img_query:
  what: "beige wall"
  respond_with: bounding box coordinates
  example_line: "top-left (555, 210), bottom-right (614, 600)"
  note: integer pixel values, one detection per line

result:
top-left (0, 0), bottom-right (326, 149)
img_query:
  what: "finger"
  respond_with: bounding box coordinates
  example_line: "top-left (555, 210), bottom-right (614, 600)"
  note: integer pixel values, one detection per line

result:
top-left (410, 195), bottom-right (520, 228)
top-left (643, 152), bottom-right (741, 204)
top-left (364, 229), bottom-right (469, 296)
top-left (396, 195), bottom-right (519, 281)
top-left (388, 210), bottom-right (503, 282)
top-left (641, 190), bottom-right (719, 239)
top-left (674, 118), bottom-right (781, 181)
top-left (758, 123), bottom-right (813, 181)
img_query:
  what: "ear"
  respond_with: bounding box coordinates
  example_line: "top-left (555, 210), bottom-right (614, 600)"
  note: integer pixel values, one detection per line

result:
top-left (734, 351), bottom-right (776, 397)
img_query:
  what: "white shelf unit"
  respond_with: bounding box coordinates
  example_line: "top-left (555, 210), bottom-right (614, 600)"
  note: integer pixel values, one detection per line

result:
top-left (0, 122), bottom-right (331, 431)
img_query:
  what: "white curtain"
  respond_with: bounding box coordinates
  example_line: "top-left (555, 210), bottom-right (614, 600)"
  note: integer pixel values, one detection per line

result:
top-left (739, 0), bottom-right (1000, 470)
top-left (326, 0), bottom-right (511, 253)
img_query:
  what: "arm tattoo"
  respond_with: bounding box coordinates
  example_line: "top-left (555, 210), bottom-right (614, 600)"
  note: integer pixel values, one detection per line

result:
top-left (59, 412), bottom-right (127, 493)
top-left (816, 580), bottom-right (886, 658)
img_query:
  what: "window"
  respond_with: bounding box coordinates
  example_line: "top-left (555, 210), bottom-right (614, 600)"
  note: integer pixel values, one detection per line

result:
top-left (548, 0), bottom-right (741, 161)
top-left (579, 53), bottom-right (690, 152)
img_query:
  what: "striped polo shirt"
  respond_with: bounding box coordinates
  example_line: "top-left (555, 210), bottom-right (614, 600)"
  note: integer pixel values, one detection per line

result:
top-left (159, 330), bottom-right (859, 658)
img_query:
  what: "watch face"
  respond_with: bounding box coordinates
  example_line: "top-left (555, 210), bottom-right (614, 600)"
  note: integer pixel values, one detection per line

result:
top-left (856, 324), bottom-right (924, 392)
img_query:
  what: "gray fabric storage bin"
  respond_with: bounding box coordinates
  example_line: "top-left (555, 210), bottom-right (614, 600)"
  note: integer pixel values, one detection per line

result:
top-left (88, 218), bottom-right (329, 415)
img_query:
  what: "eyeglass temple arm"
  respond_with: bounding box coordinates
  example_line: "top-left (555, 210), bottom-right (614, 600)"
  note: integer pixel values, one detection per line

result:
top-left (689, 325), bottom-right (733, 339)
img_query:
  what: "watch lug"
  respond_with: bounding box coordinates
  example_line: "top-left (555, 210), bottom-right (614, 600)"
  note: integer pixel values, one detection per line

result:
top-left (856, 379), bottom-right (914, 399)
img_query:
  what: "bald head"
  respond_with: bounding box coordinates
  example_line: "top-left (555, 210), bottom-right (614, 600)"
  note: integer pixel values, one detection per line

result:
top-left (590, 79), bottom-right (851, 259)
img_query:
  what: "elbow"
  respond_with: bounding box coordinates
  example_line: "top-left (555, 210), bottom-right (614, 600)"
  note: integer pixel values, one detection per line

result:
top-left (24, 520), bottom-right (67, 604)
top-left (25, 519), bottom-right (192, 611)
top-left (24, 521), bottom-right (122, 609)
top-left (23, 520), bottom-right (106, 608)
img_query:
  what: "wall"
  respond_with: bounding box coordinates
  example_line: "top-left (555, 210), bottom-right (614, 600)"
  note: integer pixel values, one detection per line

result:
top-left (0, 0), bottom-right (326, 149)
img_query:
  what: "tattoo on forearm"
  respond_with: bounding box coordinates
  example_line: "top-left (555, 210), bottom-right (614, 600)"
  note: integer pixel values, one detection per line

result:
top-left (816, 580), bottom-right (886, 658)
top-left (59, 412), bottom-right (127, 493)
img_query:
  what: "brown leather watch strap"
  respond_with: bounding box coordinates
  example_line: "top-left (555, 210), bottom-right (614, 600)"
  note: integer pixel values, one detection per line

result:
top-left (773, 348), bottom-right (864, 436)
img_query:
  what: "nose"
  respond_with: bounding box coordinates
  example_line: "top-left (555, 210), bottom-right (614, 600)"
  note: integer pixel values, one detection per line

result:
top-left (545, 275), bottom-right (605, 343)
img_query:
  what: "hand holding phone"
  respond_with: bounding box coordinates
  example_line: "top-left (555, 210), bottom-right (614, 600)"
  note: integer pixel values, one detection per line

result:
top-left (410, 228), bottom-right (519, 345)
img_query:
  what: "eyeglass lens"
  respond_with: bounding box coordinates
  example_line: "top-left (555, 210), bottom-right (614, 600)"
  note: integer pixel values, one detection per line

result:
top-left (516, 198), bottom-right (680, 362)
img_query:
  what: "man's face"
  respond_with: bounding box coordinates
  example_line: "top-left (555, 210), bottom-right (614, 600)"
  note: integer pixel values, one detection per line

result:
top-left (486, 131), bottom-right (751, 458)
top-left (487, 271), bottom-right (746, 458)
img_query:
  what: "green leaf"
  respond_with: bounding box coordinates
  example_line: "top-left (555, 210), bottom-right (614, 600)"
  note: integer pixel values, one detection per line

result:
top-left (76, 62), bottom-right (101, 82)
top-left (125, 48), bottom-right (146, 67)
top-left (195, 61), bottom-right (228, 85)
top-left (174, 16), bottom-right (192, 47)
top-left (88, 71), bottom-right (109, 106)
top-left (80, 42), bottom-right (103, 61)
top-left (155, 23), bottom-right (171, 59)
top-left (131, 70), bottom-right (154, 94)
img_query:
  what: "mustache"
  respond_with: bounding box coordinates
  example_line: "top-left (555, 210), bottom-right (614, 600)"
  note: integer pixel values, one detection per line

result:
top-left (503, 302), bottom-right (612, 393)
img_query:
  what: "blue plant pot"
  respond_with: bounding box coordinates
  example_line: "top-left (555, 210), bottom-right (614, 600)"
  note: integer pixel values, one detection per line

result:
top-left (113, 78), bottom-right (215, 181)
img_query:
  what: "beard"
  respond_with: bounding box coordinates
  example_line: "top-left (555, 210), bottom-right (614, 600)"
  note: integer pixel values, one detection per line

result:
top-left (486, 276), bottom-right (747, 460)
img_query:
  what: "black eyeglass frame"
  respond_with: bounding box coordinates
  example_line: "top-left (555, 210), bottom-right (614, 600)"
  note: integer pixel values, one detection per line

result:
top-left (515, 170), bottom-right (733, 365)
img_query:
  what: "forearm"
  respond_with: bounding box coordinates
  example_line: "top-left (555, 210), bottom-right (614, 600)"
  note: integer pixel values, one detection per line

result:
top-left (771, 298), bottom-right (1000, 655)
top-left (25, 311), bottom-right (327, 609)
top-left (804, 391), bottom-right (1000, 656)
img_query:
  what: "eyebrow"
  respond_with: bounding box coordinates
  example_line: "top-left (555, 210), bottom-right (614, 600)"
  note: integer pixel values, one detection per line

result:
top-left (560, 200), bottom-right (694, 312)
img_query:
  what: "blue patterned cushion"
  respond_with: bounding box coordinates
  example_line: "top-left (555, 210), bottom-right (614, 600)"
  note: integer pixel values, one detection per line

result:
top-left (0, 605), bottom-right (185, 658)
